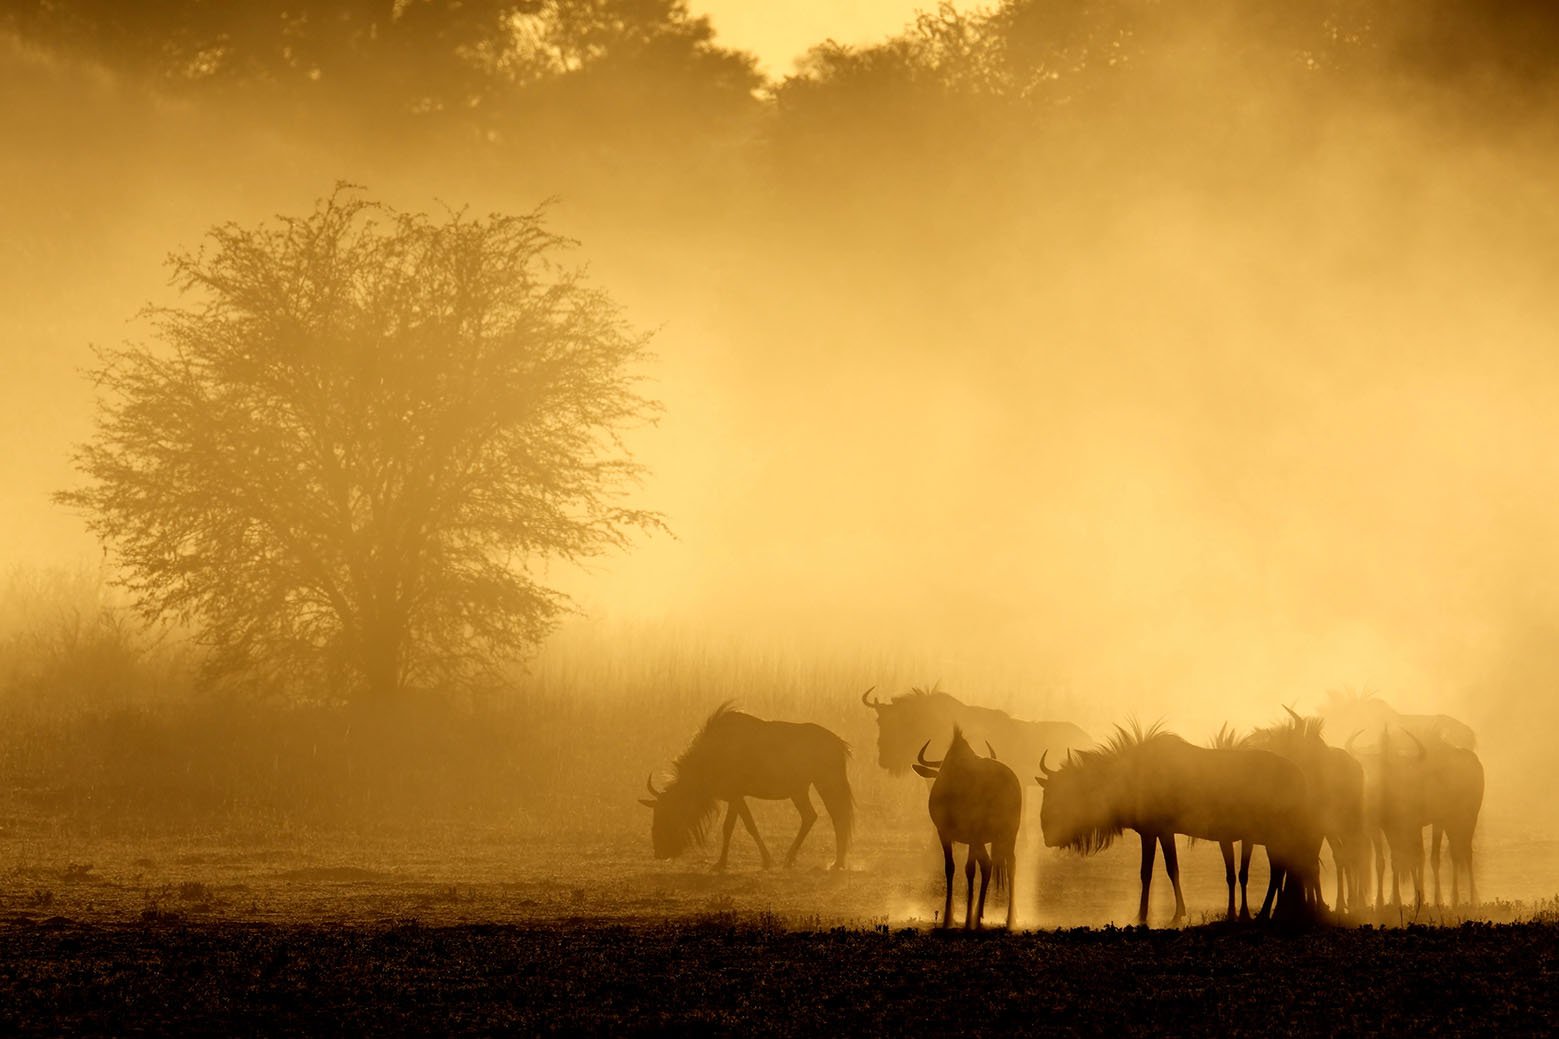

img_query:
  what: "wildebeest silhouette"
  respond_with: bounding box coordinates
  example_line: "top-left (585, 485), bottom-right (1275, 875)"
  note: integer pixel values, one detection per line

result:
top-left (1037, 722), bottom-right (1322, 925)
top-left (1355, 727), bottom-right (1484, 910)
top-left (640, 704), bottom-right (853, 871)
top-left (862, 686), bottom-right (1091, 777)
top-left (1322, 689), bottom-right (1476, 750)
top-left (1246, 708), bottom-right (1368, 914)
top-left (913, 726), bottom-right (1021, 929)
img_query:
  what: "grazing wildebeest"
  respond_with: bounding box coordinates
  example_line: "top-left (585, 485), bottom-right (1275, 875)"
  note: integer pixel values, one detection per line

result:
top-left (1036, 723), bottom-right (1322, 925)
top-left (1322, 689), bottom-right (1477, 750)
top-left (861, 686), bottom-right (1091, 778)
top-left (913, 727), bottom-right (1021, 929)
top-left (1358, 728), bottom-right (1485, 911)
top-left (640, 704), bottom-right (853, 871)
top-left (1246, 708), bottom-right (1368, 914)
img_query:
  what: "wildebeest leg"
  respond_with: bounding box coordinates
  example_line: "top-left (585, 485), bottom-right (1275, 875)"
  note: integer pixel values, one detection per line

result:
top-left (940, 837), bottom-right (955, 928)
top-left (1388, 833), bottom-right (1402, 908)
top-left (964, 850), bottom-right (978, 929)
top-left (1160, 834), bottom-right (1187, 923)
top-left (997, 837), bottom-right (1017, 930)
top-left (1327, 837), bottom-right (1345, 913)
top-left (1137, 831), bottom-right (1157, 925)
top-left (1449, 832), bottom-right (1461, 907)
top-left (813, 771), bottom-right (852, 870)
top-left (1238, 842), bottom-right (1253, 920)
top-left (1430, 824), bottom-right (1444, 907)
top-left (1410, 829), bottom-right (1425, 913)
top-left (1458, 830), bottom-right (1477, 908)
top-left (1219, 841), bottom-right (1237, 919)
top-left (714, 801), bottom-right (740, 871)
top-left (735, 799), bottom-right (772, 869)
top-left (1257, 848), bottom-right (1282, 921)
top-left (783, 791), bottom-right (818, 868)
top-left (971, 844), bottom-right (992, 930)
top-left (1373, 831), bottom-right (1387, 911)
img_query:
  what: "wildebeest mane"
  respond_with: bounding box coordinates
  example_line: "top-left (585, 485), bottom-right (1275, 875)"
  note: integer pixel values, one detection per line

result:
top-left (1051, 719), bottom-right (1176, 853)
top-left (655, 701), bottom-right (745, 856)
top-left (674, 700), bottom-right (744, 769)
top-left (1208, 722), bottom-right (1246, 750)
top-left (1249, 711), bottom-right (1327, 746)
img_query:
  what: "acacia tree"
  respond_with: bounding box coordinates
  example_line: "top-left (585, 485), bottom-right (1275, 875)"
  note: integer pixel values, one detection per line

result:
top-left (58, 188), bottom-right (660, 702)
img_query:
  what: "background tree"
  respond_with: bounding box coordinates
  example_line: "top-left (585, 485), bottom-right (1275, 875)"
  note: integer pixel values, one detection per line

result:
top-left (57, 187), bottom-right (661, 703)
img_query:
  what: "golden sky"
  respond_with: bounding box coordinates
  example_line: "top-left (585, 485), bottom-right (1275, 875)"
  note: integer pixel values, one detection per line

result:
top-left (688, 0), bottom-right (958, 73)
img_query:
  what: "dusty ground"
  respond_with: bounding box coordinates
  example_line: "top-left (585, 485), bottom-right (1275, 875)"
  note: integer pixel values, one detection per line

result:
top-left (1, 797), bottom-right (1555, 1033)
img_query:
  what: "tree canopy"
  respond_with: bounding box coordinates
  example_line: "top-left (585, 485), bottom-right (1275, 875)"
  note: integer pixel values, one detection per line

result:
top-left (57, 188), bottom-right (661, 701)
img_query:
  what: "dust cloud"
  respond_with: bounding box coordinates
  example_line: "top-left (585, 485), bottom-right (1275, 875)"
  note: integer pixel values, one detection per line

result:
top-left (1, 1), bottom-right (1557, 922)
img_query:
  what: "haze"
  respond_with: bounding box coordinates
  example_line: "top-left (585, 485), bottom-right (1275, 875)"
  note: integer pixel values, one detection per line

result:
top-left (2, 2), bottom-right (1557, 854)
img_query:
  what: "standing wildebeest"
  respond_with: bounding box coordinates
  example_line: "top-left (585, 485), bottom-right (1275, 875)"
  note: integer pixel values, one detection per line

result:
top-left (1359, 728), bottom-right (1485, 910)
top-left (1322, 689), bottom-right (1477, 750)
top-left (862, 686), bottom-right (1091, 778)
top-left (1036, 723), bottom-right (1322, 924)
top-left (640, 704), bottom-right (853, 871)
top-left (913, 726), bottom-right (1021, 929)
top-left (1246, 708), bottom-right (1368, 914)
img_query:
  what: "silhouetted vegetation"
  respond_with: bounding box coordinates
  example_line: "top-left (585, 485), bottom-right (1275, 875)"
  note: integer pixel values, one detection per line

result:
top-left (56, 190), bottom-right (660, 703)
top-left (0, 919), bottom-right (1556, 1035)
top-left (3, 7), bottom-right (1559, 1014)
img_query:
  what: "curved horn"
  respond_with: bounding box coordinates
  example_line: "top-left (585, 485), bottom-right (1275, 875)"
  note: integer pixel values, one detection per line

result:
top-left (1038, 750), bottom-right (1056, 777)
top-left (861, 686), bottom-right (882, 709)
top-left (1283, 704), bottom-right (1303, 724)
top-left (986, 741), bottom-right (998, 760)
top-left (645, 773), bottom-right (662, 798)
top-left (1066, 748), bottom-right (1080, 768)
top-left (1406, 731), bottom-right (1427, 759)
top-left (916, 739), bottom-right (943, 770)
top-left (1345, 729), bottom-right (1364, 753)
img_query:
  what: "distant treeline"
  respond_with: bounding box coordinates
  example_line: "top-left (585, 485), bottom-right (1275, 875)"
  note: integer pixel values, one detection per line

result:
top-left (4, 2), bottom-right (1557, 205)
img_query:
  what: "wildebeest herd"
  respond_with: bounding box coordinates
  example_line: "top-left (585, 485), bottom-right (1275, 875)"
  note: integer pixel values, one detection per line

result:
top-left (641, 688), bottom-right (1484, 929)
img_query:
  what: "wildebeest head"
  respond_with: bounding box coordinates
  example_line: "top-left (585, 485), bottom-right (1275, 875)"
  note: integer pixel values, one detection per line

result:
top-left (1035, 747), bottom-right (1119, 851)
top-left (1032, 723), bottom-right (1173, 853)
top-left (861, 685), bottom-right (961, 774)
top-left (639, 772), bottom-right (716, 860)
top-left (1322, 689), bottom-right (1476, 751)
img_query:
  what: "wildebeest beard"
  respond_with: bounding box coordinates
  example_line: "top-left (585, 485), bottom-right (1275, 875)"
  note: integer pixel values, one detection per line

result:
top-left (649, 776), bottom-right (718, 859)
top-left (1039, 723), bottom-right (1173, 854)
top-left (1045, 770), bottom-right (1125, 854)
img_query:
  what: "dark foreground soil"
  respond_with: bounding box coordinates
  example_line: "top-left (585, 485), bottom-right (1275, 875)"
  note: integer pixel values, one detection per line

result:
top-left (0, 918), bottom-right (1553, 1036)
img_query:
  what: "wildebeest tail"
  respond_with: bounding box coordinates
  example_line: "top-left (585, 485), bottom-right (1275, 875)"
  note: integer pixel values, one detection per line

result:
top-left (816, 731), bottom-right (855, 860)
top-left (991, 846), bottom-right (1013, 896)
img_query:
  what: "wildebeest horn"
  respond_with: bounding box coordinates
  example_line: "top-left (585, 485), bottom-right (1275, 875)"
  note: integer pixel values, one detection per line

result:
top-left (1345, 729), bottom-right (1363, 753)
top-left (1406, 731), bottom-right (1427, 759)
top-left (1283, 704), bottom-right (1302, 724)
top-left (1038, 750), bottom-right (1056, 777)
top-left (916, 740), bottom-right (943, 770)
top-left (986, 741), bottom-right (998, 760)
top-left (645, 773), bottom-right (662, 798)
top-left (861, 686), bottom-right (882, 709)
